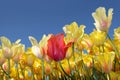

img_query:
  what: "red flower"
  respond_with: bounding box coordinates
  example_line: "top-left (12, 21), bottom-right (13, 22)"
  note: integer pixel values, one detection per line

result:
top-left (47, 33), bottom-right (72, 61)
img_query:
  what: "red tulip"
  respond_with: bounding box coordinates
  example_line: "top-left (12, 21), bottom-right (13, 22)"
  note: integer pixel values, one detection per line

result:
top-left (47, 33), bottom-right (72, 61)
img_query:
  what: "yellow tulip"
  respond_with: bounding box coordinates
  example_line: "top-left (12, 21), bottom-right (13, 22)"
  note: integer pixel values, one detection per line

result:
top-left (12, 44), bottom-right (25, 63)
top-left (0, 49), bottom-right (6, 65)
top-left (113, 27), bottom-right (120, 55)
top-left (0, 37), bottom-right (13, 58)
top-left (95, 52), bottom-right (115, 73)
top-left (26, 54), bottom-right (35, 67)
top-left (83, 54), bottom-right (93, 68)
top-left (92, 7), bottom-right (113, 32)
top-left (63, 22), bottom-right (85, 43)
top-left (65, 46), bottom-right (72, 59)
top-left (114, 27), bottom-right (120, 40)
top-left (0, 36), bottom-right (12, 48)
top-left (10, 66), bottom-right (17, 78)
top-left (2, 47), bottom-right (13, 59)
top-left (81, 34), bottom-right (93, 49)
top-left (29, 34), bottom-right (51, 59)
top-left (90, 29), bottom-right (106, 46)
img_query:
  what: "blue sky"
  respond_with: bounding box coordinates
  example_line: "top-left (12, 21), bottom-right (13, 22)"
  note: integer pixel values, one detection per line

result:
top-left (0, 1), bottom-right (120, 47)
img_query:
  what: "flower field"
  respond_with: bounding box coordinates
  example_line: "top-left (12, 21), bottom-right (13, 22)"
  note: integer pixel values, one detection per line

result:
top-left (0, 7), bottom-right (120, 80)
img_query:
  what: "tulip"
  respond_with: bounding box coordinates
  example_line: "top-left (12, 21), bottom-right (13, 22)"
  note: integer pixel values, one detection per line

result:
top-left (0, 49), bottom-right (6, 66)
top-left (92, 7), bottom-right (113, 32)
top-left (30, 34), bottom-right (51, 59)
top-left (12, 44), bottom-right (25, 63)
top-left (2, 47), bottom-right (13, 59)
top-left (32, 46), bottom-right (42, 59)
top-left (96, 52), bottom-right (115, 73)
top-left (90, 29), bottom-right (106, 46)
top-left (114, 27), bottom-right (120, 40)
top-left (63, 22), bottom-right (85, 43)
top-left (47, 33), bottom-right (72, 61)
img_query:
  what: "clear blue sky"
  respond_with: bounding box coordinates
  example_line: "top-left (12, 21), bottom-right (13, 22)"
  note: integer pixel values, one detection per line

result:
top-left (0, 1), bottom-right (120, 47)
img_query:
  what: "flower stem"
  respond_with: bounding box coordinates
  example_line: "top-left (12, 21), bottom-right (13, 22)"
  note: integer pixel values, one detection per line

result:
top-left (16, 63), bottom-right (19, 80)
top-left (59, 61), bottom-right (71, 78)
top-left (72, 43), bottom-right (80, 78)
top-left (102, 44), bottom-right (105, 53)
top-left (8, 58), bottom-right (10, 79)
top-left (1, 65), bottom-right (8, 76)
top-left (107, 33), bottom-right (120, 57)
top-left (19, 63), bottom-right (24, 79)
top-left (67, 59), bottom-right (72, 75)
top-left (107, 33), bottom-right (120, 72)
top-left (31, 66), bottom-right (35, 80)
top-left (42, 58), bottom-right (45, 80)
top-left (114, 59), bottom-right (116, 72)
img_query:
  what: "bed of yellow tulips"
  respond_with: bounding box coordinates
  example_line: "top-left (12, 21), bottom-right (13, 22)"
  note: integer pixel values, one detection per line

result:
top-left (0, 7), bottom-right (120, 80)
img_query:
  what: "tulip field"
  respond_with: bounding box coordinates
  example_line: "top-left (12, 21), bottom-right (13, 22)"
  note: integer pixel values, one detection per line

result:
top-left (0, 7), bottom-right (120, 80)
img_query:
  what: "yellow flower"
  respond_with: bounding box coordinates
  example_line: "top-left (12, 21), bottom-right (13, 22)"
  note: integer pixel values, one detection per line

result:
top-left (81, 34), bottom-right (93, 49)
top-left (29, 34), bottom-right (51, 59)
top-left (10, 65), bottom-right (17, 78)
top-left (2, 47), bottom-right (13, 59)
top-left (83, 54), bottom-right (93, 68)
top-left (45, 63), bottom-right (51, 75)
top-left (0, 49), bottom-right (6, 65)
top-left (0, 37), bottom-right (24, 60)
top-left (114, 27), bottom-right (120, 40)
top-left (20, 48), bottom-right (36, 67)
top-left (92, 7), bottom-right (113, 32)
top-left (113, 27), bottom-right (120, 54)
top-left (95, 52), bottom-right (115, 73)
top-left (63, 22), bottom-right (78, 34)
top-left (90, 29), bottom-right (106, 46)
top-left (31, 46), bottom-right (42, 59)
top-left (26, 53), bottom-right (36, 67)
top-left (63, 22), bottom-right (85, 43)
top-left (12, 40), bottom-right (25, 63)
top-left (38, 34), bottom-right (51, 56)
top-left (65, 46), bottom-right (72, 59)
top-left (110, 71), bottom-right (120, 80)
top-left (24, 68), bottom-right (32, 80)
top-left (104, 40), bottom-right (114, 52)
top-left (0, 36), bottom-right (11, 48)
top-left (0, 36), bottom-right (13, 58)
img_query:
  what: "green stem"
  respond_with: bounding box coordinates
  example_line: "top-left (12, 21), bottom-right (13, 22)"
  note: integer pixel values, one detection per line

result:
top-left (31, 66), bottom-right (35, 80)
top-left (82, 60), bottom-right (92, 80)
top-left (59, 61), bottom-right (71, 78)
top-left (8, 58), bottom-right (10, 79)
top-left (67, 59), bottom-right (72, 75)
top-left (114, 59), bottom-right (116, 72)
top-left (107, 33), bottom-right (120, 57)
top-left (16, 63), bottom-right (19, 80)
top-left (99, 46), bottom-right (101, 53)
top-left (1, 65), bottom-right (8, 76)
top-left (102, 44), bottom-right (105, 53)
top-left (2, 75), bottom-right (4, 80)
top-left (107, 33), bottom-right (120, 72)
top-left (19, 63), bottom-right (24, 79)
top-left (42, 58), bottom-right (45, 80)
top-left (72, 43), bottom-right (80, 78)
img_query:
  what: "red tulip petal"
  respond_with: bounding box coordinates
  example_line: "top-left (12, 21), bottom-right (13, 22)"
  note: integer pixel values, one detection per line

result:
top-left (47, 33), bottom-right (72, 61)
